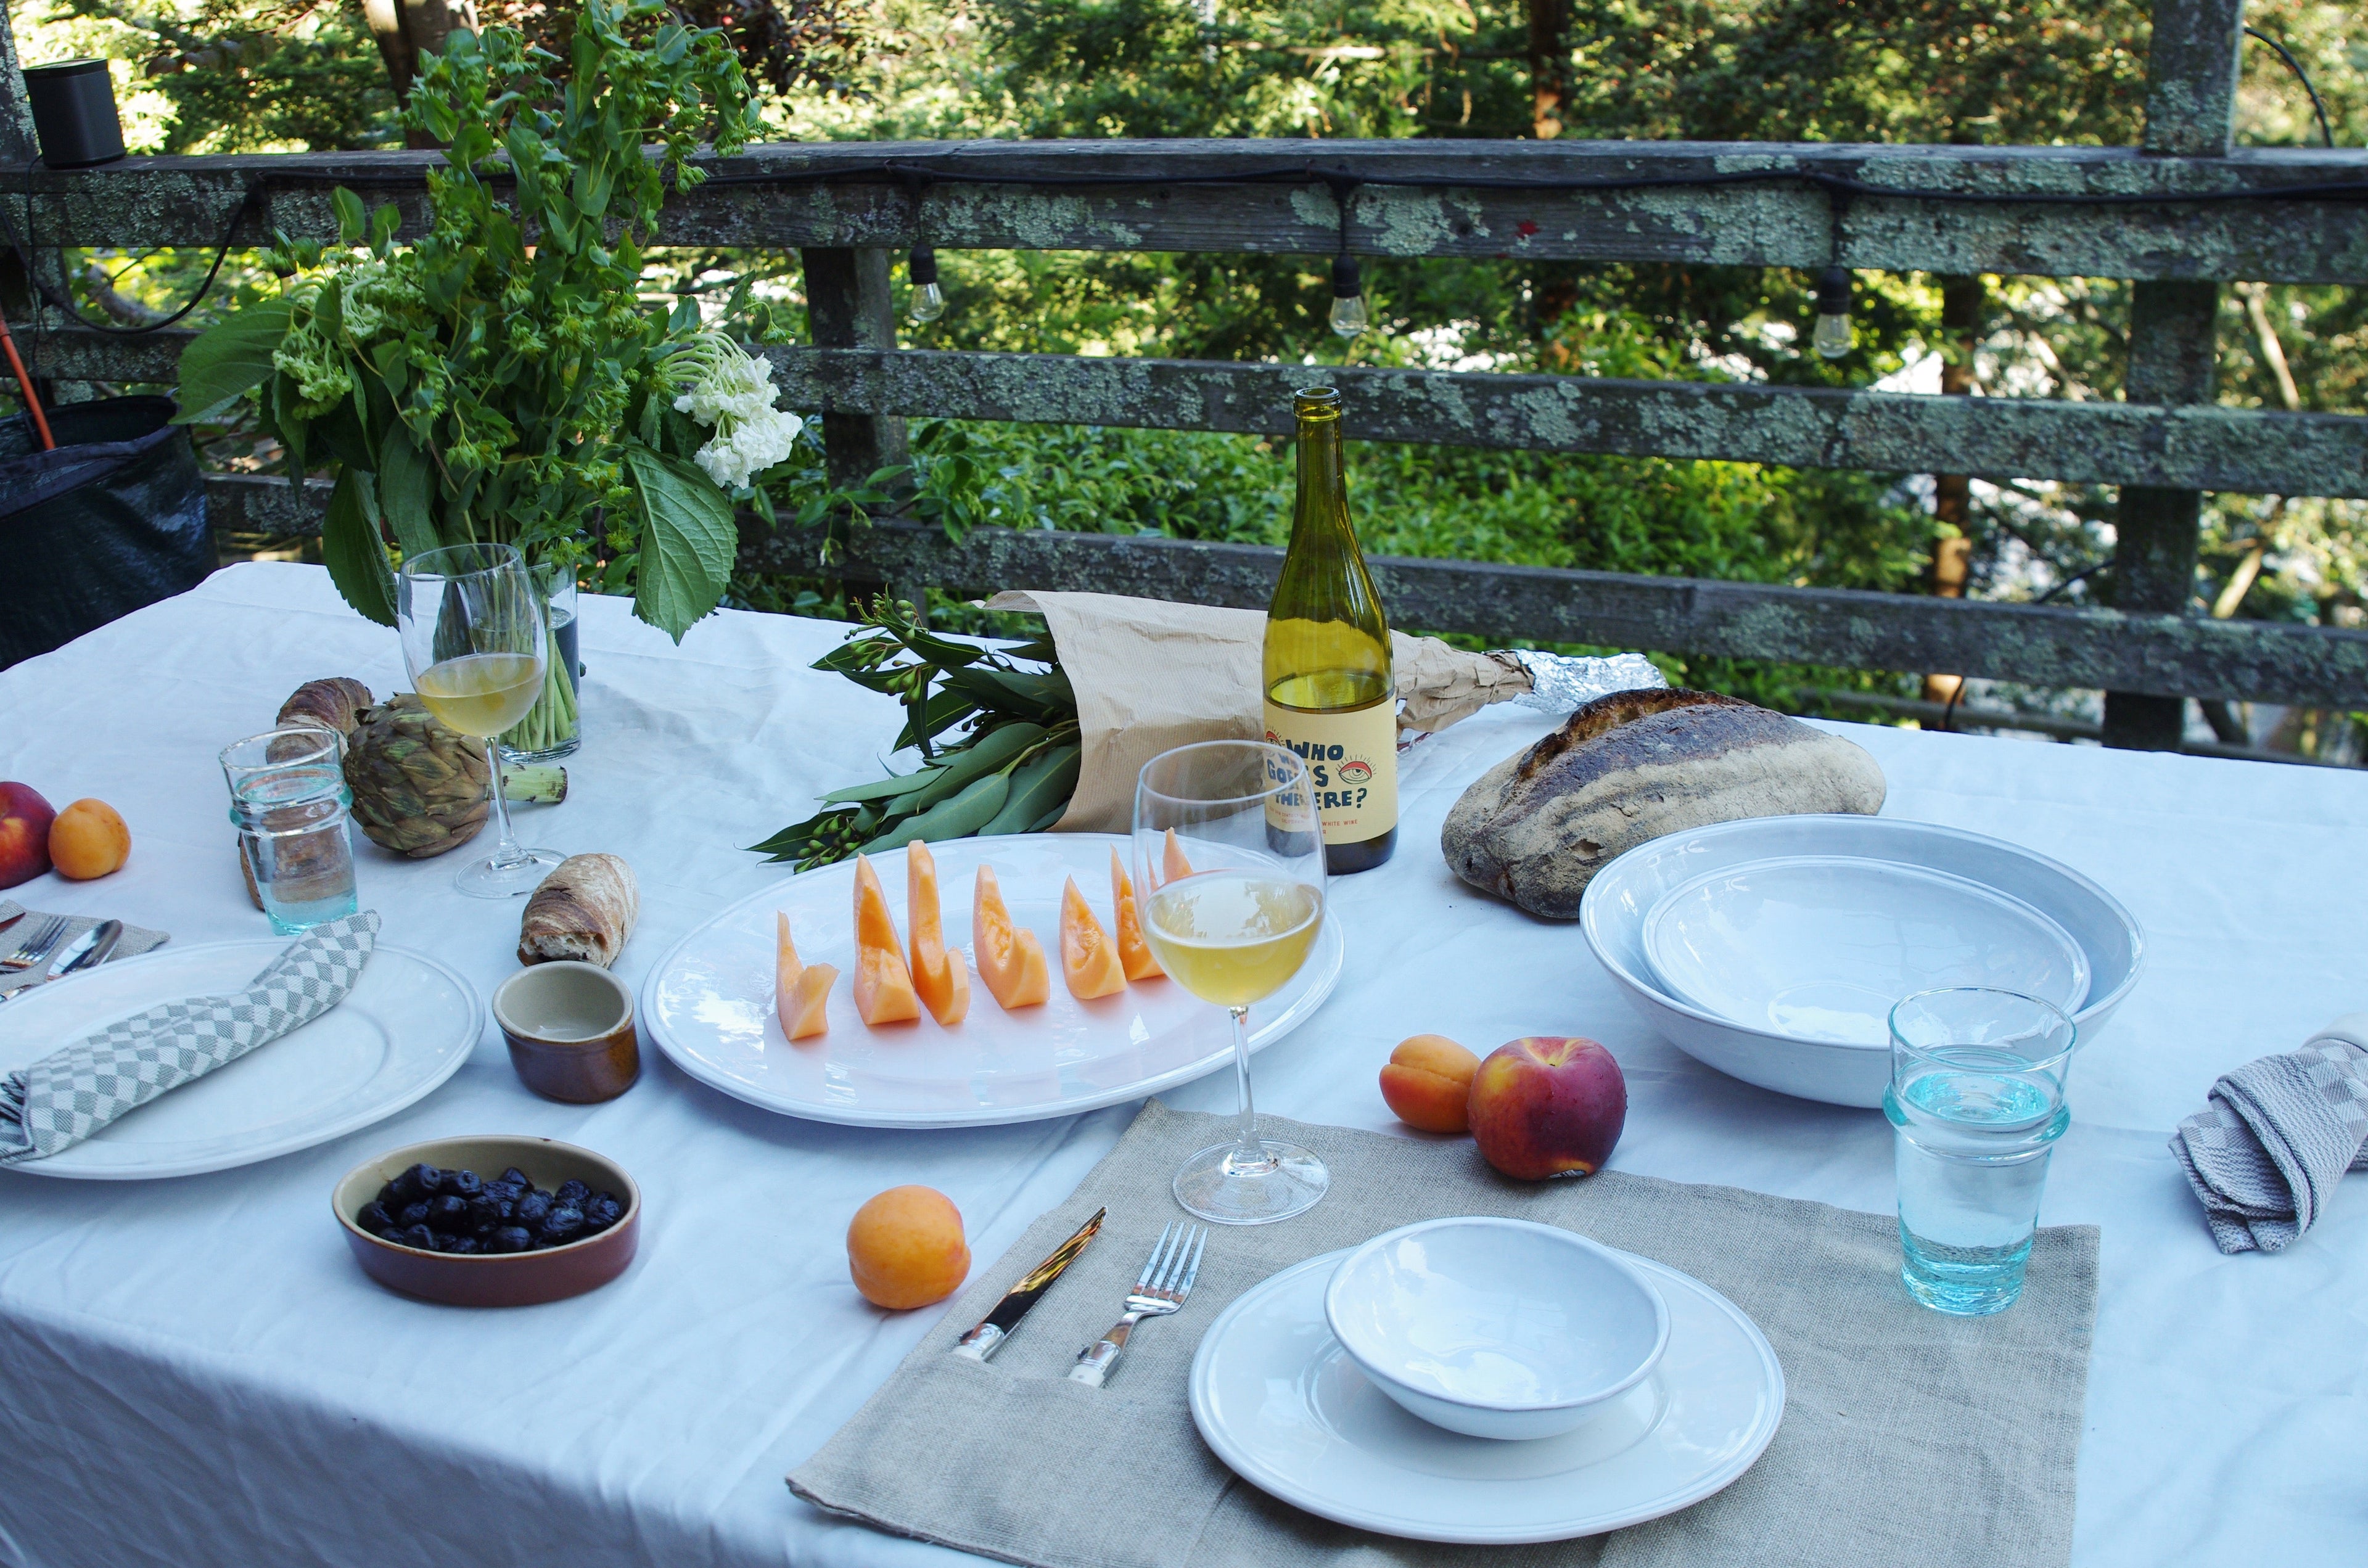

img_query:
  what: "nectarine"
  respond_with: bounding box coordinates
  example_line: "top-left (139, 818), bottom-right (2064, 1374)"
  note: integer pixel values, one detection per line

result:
top-left (1467, 1036), bottom-right (1626, 1181)
top-left (0, 782), bottom-right (54, 889)
top-left (49, 798), bottom-right (129, 881)
top-left (847, 1185), bottom-right (971, 1310)
top-left (1379, 1033), bottom-right (1481, 1133)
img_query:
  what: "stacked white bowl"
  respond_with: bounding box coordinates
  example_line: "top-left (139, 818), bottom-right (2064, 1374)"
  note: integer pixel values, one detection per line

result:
top-left (1578, 815), bottom-right (2144, 1107)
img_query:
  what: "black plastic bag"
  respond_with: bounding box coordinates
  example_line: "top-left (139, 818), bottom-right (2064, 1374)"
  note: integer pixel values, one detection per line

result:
top-left (0, 395), bottom-right (212, 668)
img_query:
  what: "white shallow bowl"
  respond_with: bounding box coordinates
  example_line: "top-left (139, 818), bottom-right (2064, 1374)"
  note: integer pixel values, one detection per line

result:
top-left (1642, 855), bottom-right (2092, 1046)
top-left (1323, 1217), bottom-right (1669, 1441)
top-left (1581, 815), bottom-right (2144, 1109)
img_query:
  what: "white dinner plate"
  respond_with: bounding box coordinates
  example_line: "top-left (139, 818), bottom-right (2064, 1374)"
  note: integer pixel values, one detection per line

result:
top-left (639, 834), bottom-right (1344, 1129)
top-left (0, 940), bottom-right (480, 1180)
top-left (1190, 1248), bottom-right (1784, 1545)
top-left (1642, 856), bottom-right (2092, 1047)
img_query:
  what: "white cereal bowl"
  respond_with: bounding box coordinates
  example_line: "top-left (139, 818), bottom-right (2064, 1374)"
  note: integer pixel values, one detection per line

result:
top-left (1579, 815), bottom-right (2144, 1109)
top-left (1323, 1217), bottom-right (1670, 1442)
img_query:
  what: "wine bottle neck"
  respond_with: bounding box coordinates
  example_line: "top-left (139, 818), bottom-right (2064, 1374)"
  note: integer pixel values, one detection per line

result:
top-left (1294, 411), bottom-right (1347, 527)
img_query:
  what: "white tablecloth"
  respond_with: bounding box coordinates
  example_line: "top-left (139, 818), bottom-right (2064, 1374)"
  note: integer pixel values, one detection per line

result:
top-left (1, 562), bottom-right (2363, 1567)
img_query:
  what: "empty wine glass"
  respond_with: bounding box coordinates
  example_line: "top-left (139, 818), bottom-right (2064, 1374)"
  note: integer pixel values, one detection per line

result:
top-left (396, 543), bottom-right (564, 897)
top-left (1135, 741), bottom-right (1329, 1225)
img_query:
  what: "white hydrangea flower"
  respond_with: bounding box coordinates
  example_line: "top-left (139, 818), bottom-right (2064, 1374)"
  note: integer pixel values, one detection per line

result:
top-left (667, 335), bottom-right (803, 491)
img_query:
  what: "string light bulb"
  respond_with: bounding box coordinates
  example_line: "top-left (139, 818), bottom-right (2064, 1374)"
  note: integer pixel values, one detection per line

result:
top-left (908, 245), bottom-right (945, 325)
top-left (1812, 265), bottom-right (1854, 359)
top-left (1328, 253), bottom-right (1368, 338)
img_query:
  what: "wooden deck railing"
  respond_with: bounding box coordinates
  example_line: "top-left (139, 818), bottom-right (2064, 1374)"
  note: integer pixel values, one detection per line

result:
top-left (6, 0), bottom-right (2367, 745)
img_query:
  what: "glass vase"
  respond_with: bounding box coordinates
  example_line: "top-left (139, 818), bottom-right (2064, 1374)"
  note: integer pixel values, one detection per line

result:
top-left (503, 568), bottom-right (582, 762)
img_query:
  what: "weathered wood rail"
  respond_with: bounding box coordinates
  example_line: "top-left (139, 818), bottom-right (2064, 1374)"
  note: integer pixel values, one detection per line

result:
top-left (7, 0), bottom-right (2366, 750)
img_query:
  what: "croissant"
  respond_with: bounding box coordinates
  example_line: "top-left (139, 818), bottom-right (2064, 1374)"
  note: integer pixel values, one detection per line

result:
top-left (519, 853), bottom-right (639, 968)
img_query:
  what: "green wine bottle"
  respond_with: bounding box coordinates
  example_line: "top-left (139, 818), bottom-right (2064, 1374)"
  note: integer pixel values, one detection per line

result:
top-left (1264, 385), bottom-right (1396, 874)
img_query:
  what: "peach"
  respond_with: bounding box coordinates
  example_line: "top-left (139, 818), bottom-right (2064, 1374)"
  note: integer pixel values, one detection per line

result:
top-left (48, 798), bottom-right (130, 881)
top-left (847, 1185), bottom-right (971, 1310)
top-left (0, 782), bottom-right (54, 889)
top-left (1379, 1033), bottom-right (1481, 1133)
top-left (1467, 1036), bottom-right (1627, 1181)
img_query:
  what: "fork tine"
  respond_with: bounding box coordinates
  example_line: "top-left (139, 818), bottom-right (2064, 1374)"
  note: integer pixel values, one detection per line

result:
top-left (1135, 1221), bottom-right (1175, 1291)
top-left (1170, 1226), bottom-right (1207, 1299)
top-left (1160, 1225), bottom-right (1204, 1294)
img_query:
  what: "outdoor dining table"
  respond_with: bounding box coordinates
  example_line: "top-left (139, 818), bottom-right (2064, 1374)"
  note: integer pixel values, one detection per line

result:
top-left (1, 560), bottom-right (2362, 1568)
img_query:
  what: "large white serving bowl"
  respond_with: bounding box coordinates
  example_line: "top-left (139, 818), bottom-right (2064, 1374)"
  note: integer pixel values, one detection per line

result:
top-left (1641, 856), bottom-right (2092, 1047)
top-left (1323, 1217), bottom-right (1669, 1441)
top-left (1580, 815), bottom-right (2144, 1109)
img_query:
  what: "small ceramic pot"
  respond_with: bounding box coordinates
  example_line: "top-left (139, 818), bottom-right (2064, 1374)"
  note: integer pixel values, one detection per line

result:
top-left (493, 961), bottom-right (639, 1103)
top-left (332, 1135), bottom-right (639, 1307)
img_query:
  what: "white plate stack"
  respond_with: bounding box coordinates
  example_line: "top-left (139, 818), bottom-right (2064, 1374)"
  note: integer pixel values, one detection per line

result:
top-left (1579, 816), bottom-right (2144, 1107)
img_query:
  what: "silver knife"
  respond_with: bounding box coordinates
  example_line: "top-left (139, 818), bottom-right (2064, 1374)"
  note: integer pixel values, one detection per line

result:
top-left (950, 1206), bottom-right (1106, 1362)
top-left (53, 919), bottom-right (124, 976)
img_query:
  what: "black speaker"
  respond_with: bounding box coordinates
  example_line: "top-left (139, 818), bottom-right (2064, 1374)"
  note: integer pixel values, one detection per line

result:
top-left (23, 57), bottom-right (126, 169)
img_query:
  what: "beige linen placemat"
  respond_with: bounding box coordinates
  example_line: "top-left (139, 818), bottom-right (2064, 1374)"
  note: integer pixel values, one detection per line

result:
top-left (0, 901), bottom-right (168, 990)
top-left (791, 1101), bottom-right (2099, 1568)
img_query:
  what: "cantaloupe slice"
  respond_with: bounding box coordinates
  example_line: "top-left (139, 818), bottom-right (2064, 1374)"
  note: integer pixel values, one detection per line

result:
top-left (1060, 876), bottom-right (1129, 999)
top-left (852, 854), bottom-right (921, 1025)
top-left (905, 839), bottom-right (971, 1027)
top-left (1162, 827), bottom-right (1195, 887)
top-left (774, 911), bottom-right (836, 1041)
top-left (1108, 847), bottom-right (1164, 982)
top-left (973, 864), bottom-right (1050, 1010)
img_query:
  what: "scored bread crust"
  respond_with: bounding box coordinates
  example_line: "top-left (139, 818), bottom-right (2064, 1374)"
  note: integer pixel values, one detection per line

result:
top-left (519, 852), bottom-right (641, 968)
top-left (1442, 690), bottom-right (1885, 919)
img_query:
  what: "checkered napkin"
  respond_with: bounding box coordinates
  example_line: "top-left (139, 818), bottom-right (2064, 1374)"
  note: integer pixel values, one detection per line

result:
top-left (2169, 1014), bottom-right (2368, 1254)
top-left (0, 910), bottom-right (380, 1165)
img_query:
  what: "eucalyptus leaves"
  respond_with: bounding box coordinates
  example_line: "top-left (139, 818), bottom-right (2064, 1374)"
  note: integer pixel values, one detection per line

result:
top-left (750, 601), bottom-right (1083, 869)
top-left (174, 0), bottom-right (784, 643)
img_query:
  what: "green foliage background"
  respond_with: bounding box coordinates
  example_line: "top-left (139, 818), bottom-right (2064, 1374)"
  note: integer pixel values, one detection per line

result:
top-left (15, 0), bottom-right (2368, 729)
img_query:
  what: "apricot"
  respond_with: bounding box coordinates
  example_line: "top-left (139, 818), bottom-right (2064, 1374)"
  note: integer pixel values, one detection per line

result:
top-left (847, 1185), bottom-right (971, 1310)
top-left (1379, 1033), bottom-right (1482, 1133)
top-left (49, 798), bottom-right (129, 881)
top-left (1468, 1036), bottom-right (1627, 1181)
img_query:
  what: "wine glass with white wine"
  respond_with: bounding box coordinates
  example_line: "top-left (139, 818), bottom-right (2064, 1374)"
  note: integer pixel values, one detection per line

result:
top-left (1135, 741), bottom-right (1329, 1225)
top-left (397, 543), bottom-right (565, 898)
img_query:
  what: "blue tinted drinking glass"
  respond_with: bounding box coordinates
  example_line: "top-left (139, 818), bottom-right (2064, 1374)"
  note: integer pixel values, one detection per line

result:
top-left (1885, 988), bottom-right (2075, 1316)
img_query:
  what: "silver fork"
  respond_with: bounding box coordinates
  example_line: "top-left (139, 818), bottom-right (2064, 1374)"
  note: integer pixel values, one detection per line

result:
top-left (1069, 1221), bottom-right (1206, 1387)
top-left (0, 916), bottom-right (66, 972)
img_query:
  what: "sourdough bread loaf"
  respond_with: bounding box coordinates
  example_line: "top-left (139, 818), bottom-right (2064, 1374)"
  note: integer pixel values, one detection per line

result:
top-left (519, 853), bottom-right (639, 967)
top-left (1441, 689), bottom-right (1885, 918)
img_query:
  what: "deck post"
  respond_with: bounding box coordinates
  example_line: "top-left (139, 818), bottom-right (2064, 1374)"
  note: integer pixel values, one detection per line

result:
top-left (2103, 0), bottom-right (2245, 750)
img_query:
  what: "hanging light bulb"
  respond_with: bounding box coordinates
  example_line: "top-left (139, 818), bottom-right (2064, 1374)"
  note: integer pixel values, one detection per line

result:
top-left (908, 245), bottom-right (945, 325)
top-left (1329, 253), bottom-right (1368, 339)
top-left (1812, 264), bottom-right (1854, 359)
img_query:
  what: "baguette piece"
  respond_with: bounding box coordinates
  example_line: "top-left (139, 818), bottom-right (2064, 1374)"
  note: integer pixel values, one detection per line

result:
top-left (1442, 689), bottom-right (1885, 919)
top-left (519, 853), bottom-right (640, 967)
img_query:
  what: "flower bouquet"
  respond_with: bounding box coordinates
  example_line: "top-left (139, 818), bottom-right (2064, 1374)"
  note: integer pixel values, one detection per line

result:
top-left (175, 0), bottom-right (802, 757)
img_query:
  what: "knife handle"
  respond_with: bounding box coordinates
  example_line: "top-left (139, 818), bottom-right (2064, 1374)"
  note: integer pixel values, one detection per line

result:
top-left (950, 1321), bottom-right (1008, 1362)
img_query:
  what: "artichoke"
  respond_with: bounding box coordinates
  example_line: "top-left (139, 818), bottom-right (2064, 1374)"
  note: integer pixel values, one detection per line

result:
top-left (343, 695), bottom-right (568, 859)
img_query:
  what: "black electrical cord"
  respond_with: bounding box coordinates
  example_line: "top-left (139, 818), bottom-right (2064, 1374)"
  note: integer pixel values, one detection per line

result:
top-left (2, 158), bottom-right (261, 335)
top-left (2244, 26), bottom-right (2337, 150)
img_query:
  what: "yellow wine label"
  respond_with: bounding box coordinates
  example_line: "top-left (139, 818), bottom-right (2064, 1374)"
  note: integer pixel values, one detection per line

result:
top-left (1264, 697), bottom-right (1399, 846)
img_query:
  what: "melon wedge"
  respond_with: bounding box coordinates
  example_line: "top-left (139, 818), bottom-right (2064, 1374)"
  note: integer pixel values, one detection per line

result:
top-left (973, 864), bottom-right (1050, 1010)
top-left (1060, 876), bottom-right (1129, 999)
top-left (905, 839), bottom-right (971, 1026)
top-left (1162, 827), bottom-right (1195, 887)
top-left (1108, 847), bottom-right (1164, 982)
top-left (774, 912), bottom-right (836, 1041)
top-left (852, 854), bottom-right (921, 1025)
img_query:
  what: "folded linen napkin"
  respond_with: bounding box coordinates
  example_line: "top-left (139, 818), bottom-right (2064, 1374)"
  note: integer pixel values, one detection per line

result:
top-left (0, 900), bottom-right (171, 990)
top-left (2169, 1014), bottom-right (2368, 1254)
top-left (0, 909), bottom-right (379, 1165)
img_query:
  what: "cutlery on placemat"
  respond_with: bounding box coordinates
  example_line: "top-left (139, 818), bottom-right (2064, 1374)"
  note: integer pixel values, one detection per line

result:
top-left (1069, 1221), bottom-right (1206, 1388)
top-left (951, 1205), bottom-right (1107, 1362)
top-left (52, 919), bottom-right (123, 977)
top-left (1, 915), bottom-right (67, 972)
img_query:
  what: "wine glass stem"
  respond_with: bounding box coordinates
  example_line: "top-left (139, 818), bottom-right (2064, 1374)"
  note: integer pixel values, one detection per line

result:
top-left (483, 740), bottom-right (527, 868)
top-left (1225, 1004), bottom-right (1274, 1175)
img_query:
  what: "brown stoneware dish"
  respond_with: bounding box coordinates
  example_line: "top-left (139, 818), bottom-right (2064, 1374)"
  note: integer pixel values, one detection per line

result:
top-left (492, 961), bottom-right (640, 1103)
top-left (333, 1135), bottom-right (639, 1307)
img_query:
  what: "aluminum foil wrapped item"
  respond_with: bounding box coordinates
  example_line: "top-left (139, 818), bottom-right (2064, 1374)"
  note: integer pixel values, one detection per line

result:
top-left (1506, 649), bottom-right (1668, 712)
